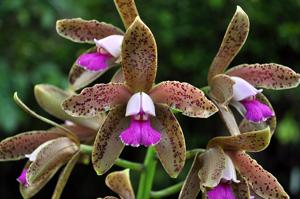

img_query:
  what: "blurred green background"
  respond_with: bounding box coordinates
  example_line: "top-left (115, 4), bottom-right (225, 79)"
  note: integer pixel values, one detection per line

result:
top-left (1, 0), bottom-right (300, 198)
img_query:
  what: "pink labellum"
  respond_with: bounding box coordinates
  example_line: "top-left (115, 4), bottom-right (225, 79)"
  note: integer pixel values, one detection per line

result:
top-left (120, 118), bottom-right (161, 147)
top-left (241, 98), bottom-right (274, 123)
top-left (207, 183), bottom-right (236, 199)
top-left (17, 168), bottom-right (29, 187)
top-left (76, 52), bottom-right (111, 72)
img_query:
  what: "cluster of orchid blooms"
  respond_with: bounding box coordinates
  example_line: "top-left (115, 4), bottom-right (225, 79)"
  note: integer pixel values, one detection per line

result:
top-left (1, 0), bottom-right (299, 199)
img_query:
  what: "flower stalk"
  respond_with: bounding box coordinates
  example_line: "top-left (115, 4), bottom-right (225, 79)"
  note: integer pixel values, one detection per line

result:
top-left (151, 181), bottom-right (184, 198)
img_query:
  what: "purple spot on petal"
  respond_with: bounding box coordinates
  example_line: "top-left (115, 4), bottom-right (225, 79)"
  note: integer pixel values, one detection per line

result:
top-left (120, 118), bottom-right (161, 147)
top-left (76, 52), bottom-right (111, 72)
top-left (17, 168), bottom-right (29, 187)
top-left (207, 183), bottom-right (236, 199)
top-left (241, 98), bottom-right (274, 123)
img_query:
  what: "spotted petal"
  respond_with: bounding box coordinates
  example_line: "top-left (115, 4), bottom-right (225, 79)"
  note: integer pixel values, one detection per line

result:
top-left (0, 130), bottom-right (62, 161)
top-left (232, 172), bottom-right (251, 199)
top-left (56, 18), bottom-right (123, 43)
top-left (152, 104), bottom-right (186, 178)
top-left (207, 127), bottom-right (271, 152)
top-left (92, 106), bottom-right (129, 175)
top-left (209, 74), bottom-right (235, 105)
top-left (20, 162), bottom-right (61, 199)
top-left (227, 63), bottom-right (300, 89)
top-left (114, 0), bottom-right (139, 29)
top-left (122, 17), bottom-right (157, 92)
top-left (239, 93), bottom-right (276, 135)
top-left (62, 83), bottom-right (131, 117)
top-left (208, 6), bottom-right (249, 83)
top-left (35, 84), bottom-right (103, 130)
top-left (150, 81), bottom-right (218, 118)
top-left (198, 147), bottom-right (227, 189)
top-left (52, 152), bottom-right (80, 199)
top-left (105, 169), bottom-right (135, 199)
top-left (228, 151), bottom-right (289, 199)
top-left (179, 153), bottom-right (202, 199)
top-left (26, 137), bottom-right (78, 184)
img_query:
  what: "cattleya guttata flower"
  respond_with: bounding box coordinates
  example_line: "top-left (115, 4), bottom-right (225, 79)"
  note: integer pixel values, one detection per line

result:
top-left (207, 6), bottom-right (300, 134)
top-left (56, 0), bottom-right (140, 91)
top-left (0, 85), bottom-right (104, 199)
top-left (62, 16), bottom-right (218, 177)
top-left (180, 127), bottom-right (289, 199)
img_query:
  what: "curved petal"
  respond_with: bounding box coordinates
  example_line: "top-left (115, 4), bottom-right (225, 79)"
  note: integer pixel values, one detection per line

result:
top-left (35, 84), bottom-right (103, 131)
top-left (111, 68), bottom-right (125, 83)
top-left (208, 6), bottom-right (249, 83)
top-left (198, 147), bottom-right (227, 189)
top-left (69, 47), bottom-right (117, 91)
top-left (122, 17), bottom-right (157, 92)
top-left (179, 153), bottom-right (202, 199)
top-left (227, 151), bottom-right (289, 199)
top-left (20, 162), bottom-right (61, 199)
top-left (114, 0), bottom-right (139, 29)
top-left (105, 169), bottom-right (135, 199)
top-left (209, 74), bottom-right (235, 105)
top-left (52, 152), bottom-right (80, 199)
top-left (152, 104), bottom-right (186, 178)
top-left (232, 172), bottom-right (251, 199)
top-left (207, 127), bottom-right (271, 152)
top-left (92, 106), bottom-right (129, 175)
top-left (227, 63), bottom-right (300, 89)
top-left (150, 81), bottom-right (218, 118)
top-left (27, 137), bottom-right (78, 184)
top-left (0, 130), bottom-right (62, 161)
top-left (239, 93), bottom-right (276, 135)
top-left (56, 18), bottom-right (123, 43)
top-left (62, 83), bottom-right (131, 117)
top-left (64, 124), bottom-right (97, 145)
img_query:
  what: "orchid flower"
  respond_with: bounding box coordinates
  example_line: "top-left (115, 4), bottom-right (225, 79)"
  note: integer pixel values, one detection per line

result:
top-left (62, 16), bottom-right (218, 177)
top-left (0, 85), bottom-right (105, 198)
top-left (180, 127), bottom-right (289, 199)
top-left (207, 6), bottom-right (299, 125)
top-left (56, 0), bottom-right (140, 91)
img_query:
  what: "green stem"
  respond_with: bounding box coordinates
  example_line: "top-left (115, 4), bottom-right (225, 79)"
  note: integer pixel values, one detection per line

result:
top-left (137, 147), bottom-right (157, 199)
top-left (186, 148), bottom-right (206, 159)
top-left (80, 144), bottom-right (144, 171)
top-left (200, 86), bottom-right (210, 95)
top-left (150, 181), bottom-right (184, 198)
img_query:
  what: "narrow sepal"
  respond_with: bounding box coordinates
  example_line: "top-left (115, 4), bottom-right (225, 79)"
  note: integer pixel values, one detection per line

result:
top-left (114, 0), bottom-right (139, 29)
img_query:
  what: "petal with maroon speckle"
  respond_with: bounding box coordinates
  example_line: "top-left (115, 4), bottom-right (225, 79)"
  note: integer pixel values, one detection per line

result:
top-left (56, 18), bottom-right (123, 43)
top-left (121, 17), bottom-right (157, 92)
top-left (209, 74), bottom-right (235, 105)
top-left (150, 81), bottom-right (218, 118)
top-left (152, 104), bottom-right (186, 178)
top-left (227, 63), bottom-right (300, 89)
top-left (208, 6), bottom-right (249, 83)
top-left (92, 106), bottom-right (129, 175)
top-left (62, 83), bottom-right (132, 117)
top-left (114, 0), bottom-right (139, 29)
top-left (227, 151), bottom-right (289, 199)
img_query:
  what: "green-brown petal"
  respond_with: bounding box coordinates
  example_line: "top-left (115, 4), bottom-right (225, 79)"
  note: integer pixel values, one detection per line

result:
top-left (198, 147), bottom-right (226, 189)
top-left (239, 93), bottom-right (276, 135)
top-left (232, 172), bottom-right (251, 199)
top-left (62, 83), bottom-right (131, 117)
top-left (179, 153), bottom-right (202, 199)
top-left (51, 152), bottom-right (80, 199)
top-left (228, 151), bottom-right (289, 199)
top-left (0, 130), bottom-right (62, 161)
top-left (152, 104), bottom-right (186, 178)
top-left (114, 0), bottom-right (139, 29)
top-left (105, 169), bottom-right (135, 199)
top-left (56, 18), bottom-right (123, 43)
top-left (208, 6), bottom-right (249, 83)
top-left (121, 17), bottom-right (157, 92)
top-left (226, 63), bottom-right (300, 89)
top-left (92, 106), bottom-right (128, 175)
top-left (207, 127), bottom-right (271, 152)
top-left (209, 74), bottom-right (235, 105)
top-left (27, 137), bottom-right (78, 184)
top-left (111, 68), bottom-right (126, 83)
top-left (35, 84), bottom-right (103, 131)
top-left (150, 81), bottom-right (218, 118)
